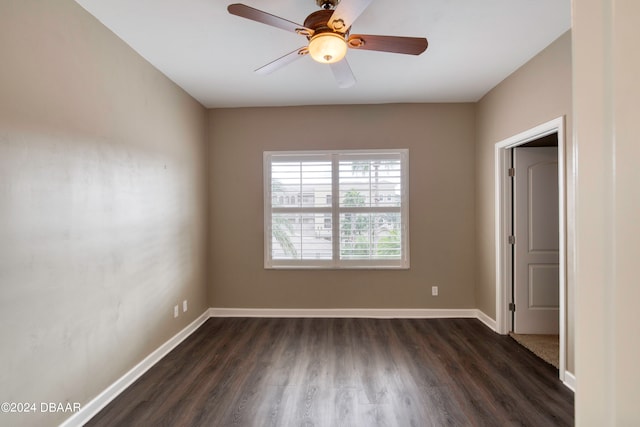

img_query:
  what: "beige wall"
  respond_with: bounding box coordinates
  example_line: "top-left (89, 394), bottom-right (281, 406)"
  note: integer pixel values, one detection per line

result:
top-left (474, 32), bottom-right (573, 371)
top-left (572, 1), bottom-right (640, 424)
top-left (208, 104), bottom-right (476, 309)
top-left (0, 1), bottom-right (208, 426)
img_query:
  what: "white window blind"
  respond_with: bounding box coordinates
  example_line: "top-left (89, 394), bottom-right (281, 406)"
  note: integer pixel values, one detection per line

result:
top-left (264, 149), bottom-right (409, 269)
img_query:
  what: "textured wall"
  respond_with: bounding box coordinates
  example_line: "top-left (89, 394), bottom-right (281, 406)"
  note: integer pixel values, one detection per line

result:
top-left (0, 1), bottom-right (208, 426)
top-left (208, 104), bottom-right (476, 310)
top-left (474, 31), bottom-right (573, 371)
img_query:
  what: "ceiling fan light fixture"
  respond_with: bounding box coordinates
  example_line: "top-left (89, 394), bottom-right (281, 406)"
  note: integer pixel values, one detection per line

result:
top-left (308, 32), bottom-right (347, 64)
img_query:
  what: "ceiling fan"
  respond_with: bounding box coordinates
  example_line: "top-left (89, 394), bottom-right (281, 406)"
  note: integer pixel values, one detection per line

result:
top-left (227, 0), bottom-right (428, 88)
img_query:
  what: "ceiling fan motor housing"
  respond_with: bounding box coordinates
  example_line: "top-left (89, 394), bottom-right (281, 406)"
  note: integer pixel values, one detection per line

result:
top-left (304, 10), bottom-right (347, 36)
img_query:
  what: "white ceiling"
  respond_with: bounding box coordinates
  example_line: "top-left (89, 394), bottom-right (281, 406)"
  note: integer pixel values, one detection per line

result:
top-left (75, 0), bottom-right (571, 108)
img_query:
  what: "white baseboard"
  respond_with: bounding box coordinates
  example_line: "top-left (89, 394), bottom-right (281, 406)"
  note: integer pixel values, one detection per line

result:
top-left (563, 370), bottom-right (576, 392)
top-left (63, 307), bottom-right (499, 426)
top-left (475, 309), bottom-right (497, 332)
top-left (209, 307), bottom-right (483, 319)
top-left (59, 310), bottom-right (210, 427)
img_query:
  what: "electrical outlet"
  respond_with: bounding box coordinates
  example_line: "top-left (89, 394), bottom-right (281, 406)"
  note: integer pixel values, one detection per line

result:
top-left (174, 305), bottom-right (179, 318)
top-left (183, 300), bottom-right (188, 313)
top-left (432, 286), bottom-right (439, 296)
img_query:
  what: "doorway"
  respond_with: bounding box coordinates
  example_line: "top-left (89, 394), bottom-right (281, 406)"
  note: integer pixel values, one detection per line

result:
top-left (494, 117), bottom-right (567, 382)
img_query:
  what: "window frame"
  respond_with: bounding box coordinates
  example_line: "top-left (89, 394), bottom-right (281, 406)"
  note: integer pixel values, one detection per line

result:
top-left (264, 149), bottom-right (410, 269)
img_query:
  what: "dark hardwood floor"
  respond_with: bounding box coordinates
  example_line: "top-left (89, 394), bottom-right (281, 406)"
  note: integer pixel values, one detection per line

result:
top-left (87, 318), bottom-right (574, 426)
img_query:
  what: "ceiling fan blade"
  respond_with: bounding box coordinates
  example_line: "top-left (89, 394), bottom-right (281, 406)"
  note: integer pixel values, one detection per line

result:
top-left (328, 0), bottom-right (373, 32)
top-left (255, 47), bottom-right (308, 75)
top-left (228, 4), bottom-right (313, 35)
top-left (348, 34), bottom-right (428, 55)
top-left (329, 58), bottom-right (356, 88)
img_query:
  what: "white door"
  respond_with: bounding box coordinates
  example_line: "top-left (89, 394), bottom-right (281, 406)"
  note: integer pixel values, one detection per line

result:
top-left (513, 147), bottom-right (559, 334)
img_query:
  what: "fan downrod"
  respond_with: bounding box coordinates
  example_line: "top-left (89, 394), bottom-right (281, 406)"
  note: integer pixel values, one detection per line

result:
top-left (315, 0), bottom-right (339, 10)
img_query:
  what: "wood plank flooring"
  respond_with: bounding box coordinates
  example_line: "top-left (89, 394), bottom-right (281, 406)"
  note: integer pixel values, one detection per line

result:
top-left (87, 318), bottom-right (574, 426)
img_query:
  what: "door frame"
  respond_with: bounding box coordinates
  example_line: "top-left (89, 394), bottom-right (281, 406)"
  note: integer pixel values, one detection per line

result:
top-left (494, 116), bottom-right (566, 382)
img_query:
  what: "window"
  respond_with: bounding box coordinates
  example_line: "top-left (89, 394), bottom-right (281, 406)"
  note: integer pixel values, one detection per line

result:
top-left (264, 149), bottom-right (409, 269)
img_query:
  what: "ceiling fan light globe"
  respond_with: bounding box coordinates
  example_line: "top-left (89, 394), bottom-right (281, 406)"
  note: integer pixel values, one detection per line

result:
top-left (308, 33), bottom-right (347, 64)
